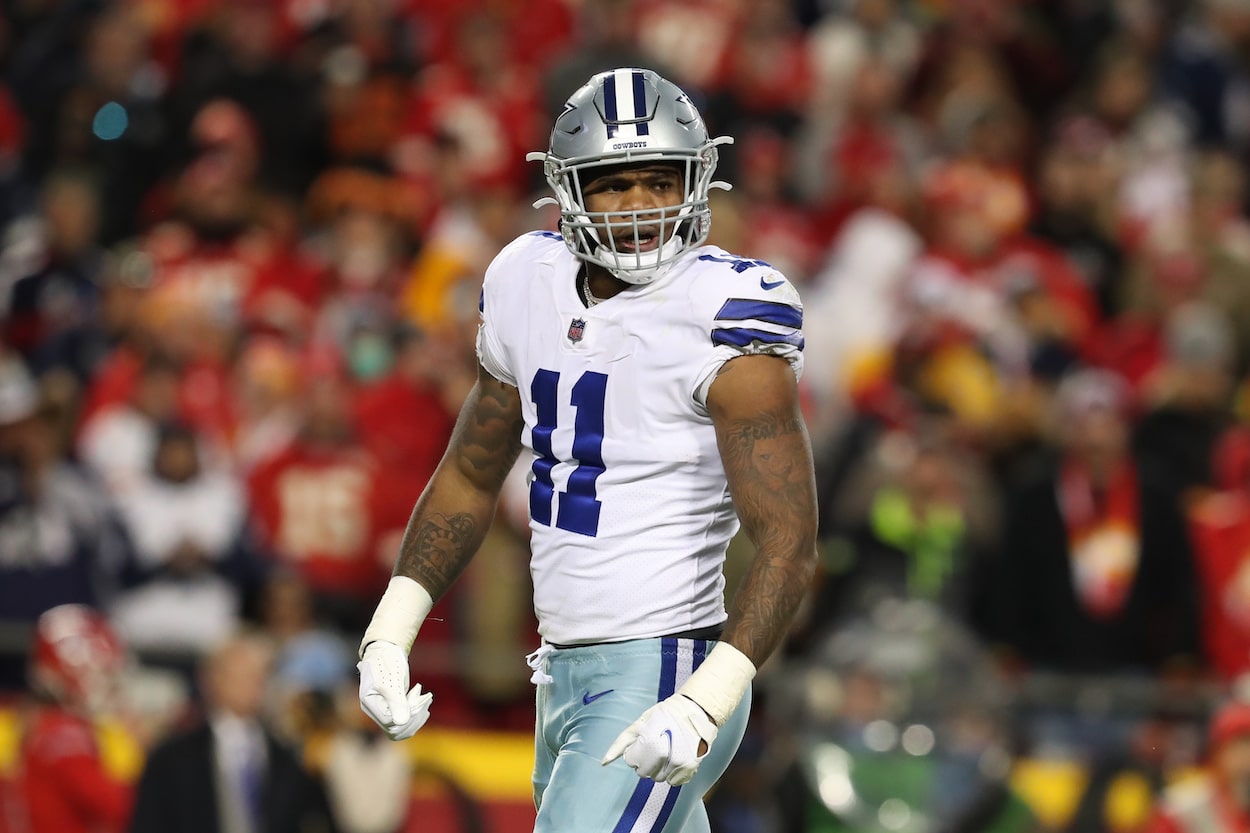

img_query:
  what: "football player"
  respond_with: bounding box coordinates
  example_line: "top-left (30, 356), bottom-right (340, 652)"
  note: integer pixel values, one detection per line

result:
top-left (358, 67), bottom-right (818, 832)
top-left (18, 605), bottom-right (133, 833)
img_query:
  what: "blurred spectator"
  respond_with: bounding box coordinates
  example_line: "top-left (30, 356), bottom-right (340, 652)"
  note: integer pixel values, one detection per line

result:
top-left (230, 337), bottom-right (304, 472)
top-left (799, 207), bottom-right (924, 448)
top-left (632, 0), bottom-right (738, 93)
top-left (394, 11), bottom-right (542, 197)
top-left (904, 159), bottom-right (1096, 398)
top-left (258, 573), bottom-right (408, 833)
top-left (1029, 117), bottom-right (1126, 319)
top-left (909, 1), bottom-right (1071, 126)
top-left (77, 352), bottom-right (185, 497)
top-left (171, 0), bottom-right (327, 200)
top-left (794, 49), bottom-right (927, 243)
top-left (815, 422), bottom-right (999, 632)
top-left (129, 630), bottom-right (336, 833)
top-left (246, 362), bottom-right (403, 631)
top-left (1158, 0), bottom-right (1250, 152)
top-left (109, 422), bottom-right (248, 658)
top-left (1187, 428), bottom-right (1250, 681)
top-left (18, 605), bottom-right (134, 833)
top-left (1116, 152), bottom-right (1250, 384)
top-left (710, 0), bottom-right (812, 135)
top-left (26, 240), bottom-right (153, 401)
top-left (139, 98), bottom-right (324, 344)
top-left (804, 0), bottom-right (921, 119)
top-left (399, 182), bottom-right (523, 351)
top-left (1146, 698), bottom-right (1250, 833)
top-left (1077, 39), bottom-right (1195, 248)
top-left (990, 368), bottom-right (1199, 672)
top-left (1134, 301), bottom-right (1237, 496)
top-left (353, 325), bottom-right (456, 509)
top-left (317, 696), bottom-right (411, 833)
top-left (313, 1), bottom-right (418, 169)
top-left (261, 573), bottom-right (355, 708)
top-left (3, 169), bottom-right (105, 362)
top-left (0, 356), bottom-right (133, 684)
top-left (12, 6), bottom-right (168, 244)
top-left (309, 204), bottom-right (413, 370)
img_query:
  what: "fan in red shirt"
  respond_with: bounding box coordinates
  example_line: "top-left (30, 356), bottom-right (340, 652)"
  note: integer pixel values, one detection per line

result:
top-left (354, 325), bottom-right (458, 510)
top-left (395, 12), bottom-right (543, 197)
top-left (16, 605), bottom-right (133, 833)
top-left (247, 353), bottom-right (402, 629)
top-left (1187, 429), bottom-right (1250, 681)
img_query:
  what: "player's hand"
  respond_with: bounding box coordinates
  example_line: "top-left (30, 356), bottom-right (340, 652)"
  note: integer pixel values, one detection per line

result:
top-left (601, 693), bottom-right (718, 785)
top-left (357, 641), bottom-right (433, 741)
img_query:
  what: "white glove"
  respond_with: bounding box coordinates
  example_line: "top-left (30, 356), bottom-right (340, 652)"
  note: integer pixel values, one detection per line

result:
top-left (357, 641), bottom-right (433, 741)
top-left (601, 694), bottom-right (719, 786)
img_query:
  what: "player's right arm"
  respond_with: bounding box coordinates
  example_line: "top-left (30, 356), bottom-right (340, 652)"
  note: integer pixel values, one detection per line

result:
top-left (358, 364), bottom-right (524, 740)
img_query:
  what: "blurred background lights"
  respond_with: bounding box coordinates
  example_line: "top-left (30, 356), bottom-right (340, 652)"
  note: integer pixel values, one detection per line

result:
top-left (92, 101), bottom-right (128, 140)
top-left (810, 743), bottom-right (857, 812)
top-left (878, 798), bottom-right (913, 831)
top-left (901, 723), bottom-right (935, 756)
top-left (863, 719), bottom-right (899, 752)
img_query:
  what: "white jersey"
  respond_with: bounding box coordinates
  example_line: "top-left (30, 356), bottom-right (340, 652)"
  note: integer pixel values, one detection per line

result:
top-left (476, 231), bottom-right (804, 645)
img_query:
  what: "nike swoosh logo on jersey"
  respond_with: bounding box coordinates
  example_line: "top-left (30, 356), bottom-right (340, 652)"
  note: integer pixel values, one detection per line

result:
top-left (582, 689), bottom-right (614, 705)
top-left (760, 275), bottom-right (785, 290)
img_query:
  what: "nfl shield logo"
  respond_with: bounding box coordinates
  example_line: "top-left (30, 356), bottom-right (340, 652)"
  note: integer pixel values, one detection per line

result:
top-left (568, 317), bottom-right (586, 343)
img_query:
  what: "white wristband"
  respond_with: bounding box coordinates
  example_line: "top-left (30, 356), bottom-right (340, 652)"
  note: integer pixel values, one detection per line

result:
top-left (359, 576), bottom-right (434, 658)
top-left (676, 642), bottom-right (756, 726)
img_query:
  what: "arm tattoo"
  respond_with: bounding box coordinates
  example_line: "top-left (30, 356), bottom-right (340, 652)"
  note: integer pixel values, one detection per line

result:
top-left (717, 408), bottom-right (818, 666)
top-left (393, 373), bottom-right (524, 600)
top-left (457, 377), bottom-right (526, 490)
top-left (398, 512), bottom-right (478, 600)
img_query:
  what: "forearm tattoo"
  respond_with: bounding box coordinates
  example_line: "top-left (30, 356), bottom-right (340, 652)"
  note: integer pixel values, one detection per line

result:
top-left (394, 375), bottom-right (523, 600)
top-left (717, 408), bottom-right (819, 666)
top-left (397, 512), bottom-right (479, 600)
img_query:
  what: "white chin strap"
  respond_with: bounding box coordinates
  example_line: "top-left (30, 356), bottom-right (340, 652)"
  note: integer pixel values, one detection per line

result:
top-left (595, 234), bottom-right (684, 285)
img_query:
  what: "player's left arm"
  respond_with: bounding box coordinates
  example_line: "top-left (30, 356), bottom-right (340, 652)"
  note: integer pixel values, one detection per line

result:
top-left (708, 352), bottom-right (819, 666)
top-left (603, 352), bottom-right (816, 785)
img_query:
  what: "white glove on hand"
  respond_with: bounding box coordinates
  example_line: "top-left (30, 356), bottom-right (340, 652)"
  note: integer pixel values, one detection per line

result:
top-left (357, 641), bottom-right (433, 741)
top-left (601, 694), bottom-right (718, 786)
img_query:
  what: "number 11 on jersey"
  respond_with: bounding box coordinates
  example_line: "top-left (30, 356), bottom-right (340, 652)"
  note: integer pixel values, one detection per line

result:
top-left (530, 369), bottom-right (608, 537)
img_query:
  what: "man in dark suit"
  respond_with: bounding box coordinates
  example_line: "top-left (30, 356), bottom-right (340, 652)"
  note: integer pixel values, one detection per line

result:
top-left (129, 630), bottom-right (336, 833)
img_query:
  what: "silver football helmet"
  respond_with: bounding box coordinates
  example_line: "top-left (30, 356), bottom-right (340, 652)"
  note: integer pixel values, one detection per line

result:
top-left (528, 68), bottom-right (733, 285)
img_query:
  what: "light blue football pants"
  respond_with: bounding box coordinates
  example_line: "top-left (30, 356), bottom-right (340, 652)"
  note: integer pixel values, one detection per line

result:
top-left (531, 637), bottom-right (751, 833)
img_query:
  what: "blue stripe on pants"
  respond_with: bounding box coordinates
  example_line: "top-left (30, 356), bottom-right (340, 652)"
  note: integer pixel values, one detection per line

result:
top-left (610, 639), bottom-right (680, 833)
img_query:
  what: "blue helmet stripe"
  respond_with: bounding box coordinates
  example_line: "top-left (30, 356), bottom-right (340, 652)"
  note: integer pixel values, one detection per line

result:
top-left (603, 73), bottom-right (619, 122)
top-left (632, 69), bottom-right (650, 135)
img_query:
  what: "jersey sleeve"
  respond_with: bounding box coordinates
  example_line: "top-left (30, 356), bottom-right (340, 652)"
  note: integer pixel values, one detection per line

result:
top-left (691, 266), bottom-right (805, 409)
top-left (475, 236), bottom-right (533, 388)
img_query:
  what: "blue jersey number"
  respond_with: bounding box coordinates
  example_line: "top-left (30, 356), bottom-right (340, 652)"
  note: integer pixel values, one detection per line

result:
top-left (530, 369), bottom-right (608, 537)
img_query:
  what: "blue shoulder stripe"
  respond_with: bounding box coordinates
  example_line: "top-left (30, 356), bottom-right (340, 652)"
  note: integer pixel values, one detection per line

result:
top-left (714, 298), bottom-right (802, 328)
top-left (712, 327), bottom-right (805, 350)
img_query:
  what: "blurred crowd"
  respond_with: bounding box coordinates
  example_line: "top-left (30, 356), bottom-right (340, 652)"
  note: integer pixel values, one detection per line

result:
top-left (7, 0), bottom-right (1250, 830)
